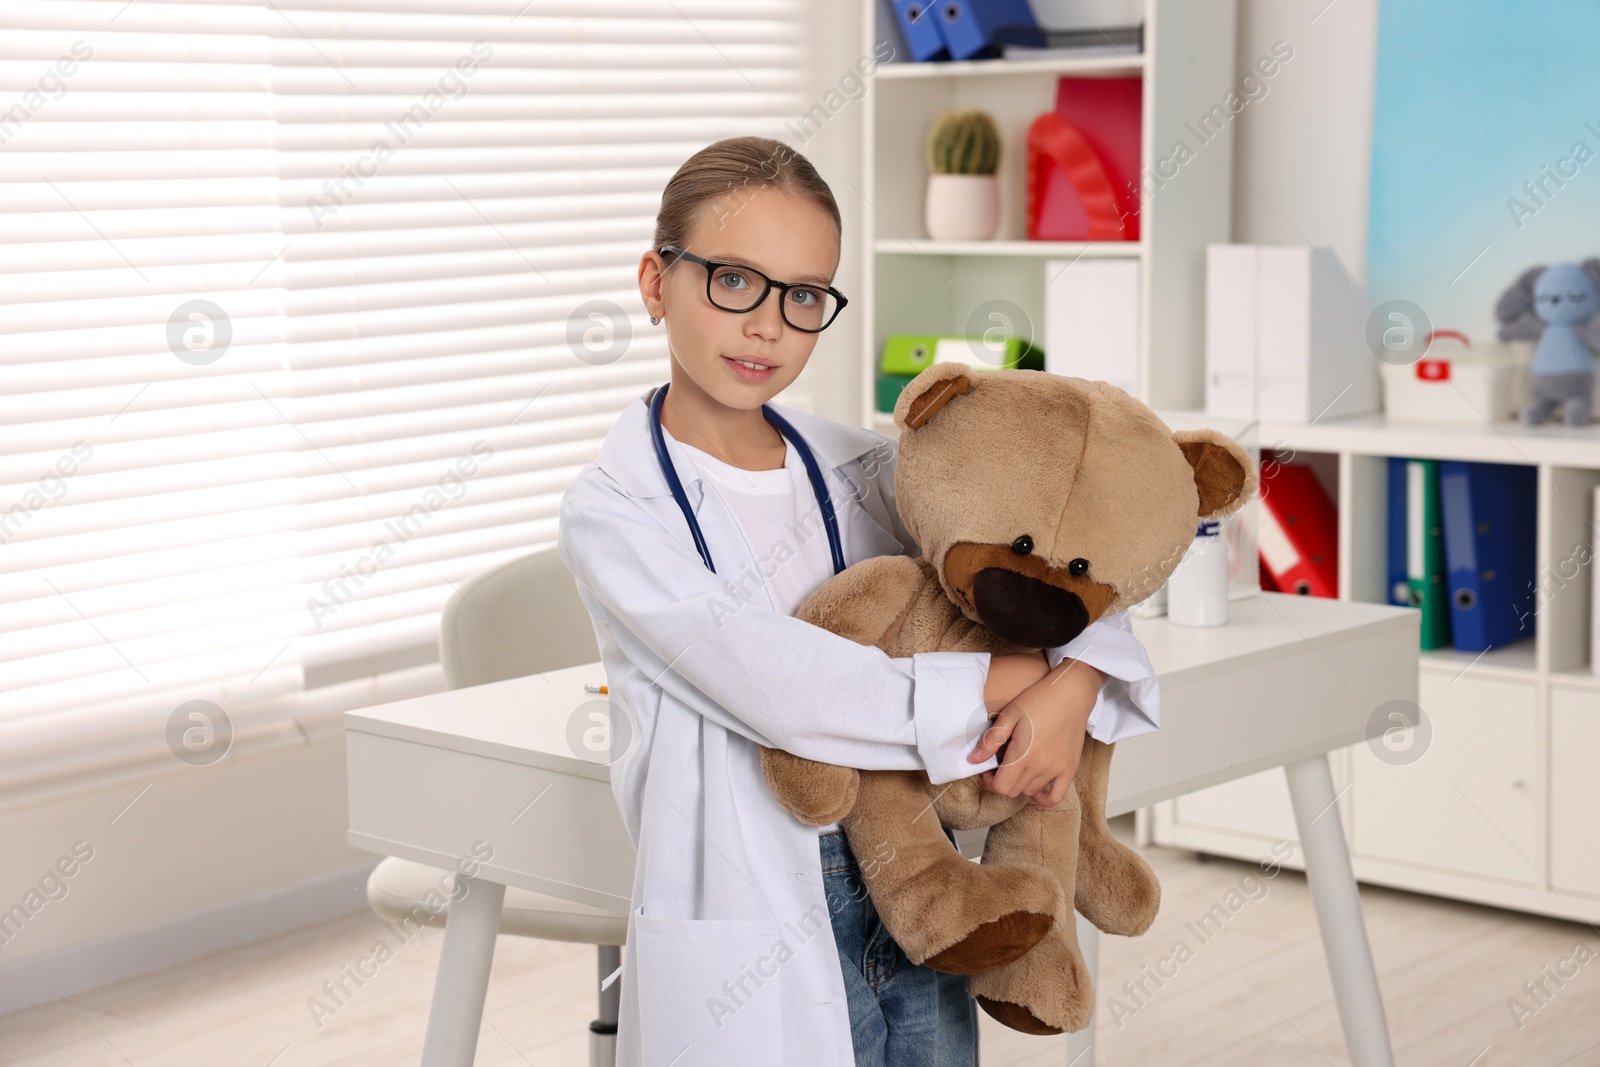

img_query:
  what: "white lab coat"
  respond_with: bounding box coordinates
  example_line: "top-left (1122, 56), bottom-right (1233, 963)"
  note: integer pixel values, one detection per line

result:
top-left (556, 385), bottom-right (1160, 1067)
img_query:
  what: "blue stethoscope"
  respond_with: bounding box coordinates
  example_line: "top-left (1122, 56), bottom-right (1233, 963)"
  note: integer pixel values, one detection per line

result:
top-left (648, 382), bottom-right (846, 576)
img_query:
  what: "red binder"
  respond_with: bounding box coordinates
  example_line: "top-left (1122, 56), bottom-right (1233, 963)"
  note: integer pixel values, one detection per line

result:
top-left (1257, 463), bottom-right (1338, 597)
top-left (1027, 76), bottom-right (1142, 242)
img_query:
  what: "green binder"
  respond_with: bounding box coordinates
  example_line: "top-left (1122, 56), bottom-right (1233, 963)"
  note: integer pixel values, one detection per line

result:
top-left (1406, 459), bottom-right (1453, 650)
top-left (876, 373), bottom-right (915, 413)
top-left (880, 335), bottom-right (942, 376)
top-left (879, 334), bottom-right (1045, 376)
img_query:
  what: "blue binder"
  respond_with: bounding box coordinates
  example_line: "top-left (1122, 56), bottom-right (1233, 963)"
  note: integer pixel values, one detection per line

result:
top-left (1438, 460), bottom-right (1537, 652)
top-left (934, 0), bottom-right (1042, 61)
top-left (1386, 457), bottom-right (1407, 608)
top-left (890, 0), bottom-right (949, 62)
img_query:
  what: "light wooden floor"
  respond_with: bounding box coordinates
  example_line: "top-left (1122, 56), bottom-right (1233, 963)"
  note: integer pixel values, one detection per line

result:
top-left (5, 821), bottom-right (1600, 1066)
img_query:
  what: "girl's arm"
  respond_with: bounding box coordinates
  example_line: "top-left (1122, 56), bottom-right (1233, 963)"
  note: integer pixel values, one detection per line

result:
top-left (1043, 610), bottom-right (1160, 742)
top-left (557, 472), bottom-right (1001, 786)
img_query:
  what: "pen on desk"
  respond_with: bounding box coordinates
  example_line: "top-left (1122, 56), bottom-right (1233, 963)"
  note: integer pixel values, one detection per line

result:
top-left (584, 683), bottom-right (608, 694)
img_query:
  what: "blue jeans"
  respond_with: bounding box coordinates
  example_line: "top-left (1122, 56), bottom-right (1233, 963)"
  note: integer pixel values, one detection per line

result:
top-left (820, 827), bottom-right (980, 1067)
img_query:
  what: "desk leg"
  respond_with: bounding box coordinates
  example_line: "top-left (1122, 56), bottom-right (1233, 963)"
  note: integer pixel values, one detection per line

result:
top-left (1062, 912), bottom-right (1099, 1065)
top-left (1285, 755), bottom-right (1394, 1067)
top-left (420, 876), bottom-right (507, 1067)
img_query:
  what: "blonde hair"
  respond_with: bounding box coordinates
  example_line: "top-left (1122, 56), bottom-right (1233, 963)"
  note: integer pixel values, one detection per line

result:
top-left (652, 136), bottom-right (841, 255)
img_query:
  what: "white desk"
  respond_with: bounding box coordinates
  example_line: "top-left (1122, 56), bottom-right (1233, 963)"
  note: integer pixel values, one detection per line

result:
top-left (346, 593), bottom-right (1418, 1066)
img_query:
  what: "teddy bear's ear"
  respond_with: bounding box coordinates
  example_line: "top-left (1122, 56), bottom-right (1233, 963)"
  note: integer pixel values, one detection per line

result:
top-left (1582, 258), bottom-right (1600, 294)
top-left (1173, 429), bottom-right (1257, 520)
top-left (894, 362), bottom-right (978, 432)
top-left (1496, 265), bottom-right (1545, 323)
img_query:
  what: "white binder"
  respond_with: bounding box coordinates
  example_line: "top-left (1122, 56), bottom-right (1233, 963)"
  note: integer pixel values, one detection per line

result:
top-left (1204, 243), bottom-right (1379, 424)
top-left (1044, 257), bottom-right (1140, 397)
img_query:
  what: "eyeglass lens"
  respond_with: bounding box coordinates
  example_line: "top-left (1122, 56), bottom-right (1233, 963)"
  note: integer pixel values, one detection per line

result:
top-left (707, 264), bottom-right (839, 331)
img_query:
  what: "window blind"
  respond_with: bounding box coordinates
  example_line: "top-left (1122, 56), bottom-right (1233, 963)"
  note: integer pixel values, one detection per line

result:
top-left (0, 0), bottom-right (810, 801)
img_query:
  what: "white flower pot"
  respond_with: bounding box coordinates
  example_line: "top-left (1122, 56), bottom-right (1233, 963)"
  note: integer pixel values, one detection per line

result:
top-left (924, 173), bottom-right (1000, 241)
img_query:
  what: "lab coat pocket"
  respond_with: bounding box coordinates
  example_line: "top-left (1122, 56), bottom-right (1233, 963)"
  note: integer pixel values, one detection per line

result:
top-left (631, 904), bottom-right (789, 1066)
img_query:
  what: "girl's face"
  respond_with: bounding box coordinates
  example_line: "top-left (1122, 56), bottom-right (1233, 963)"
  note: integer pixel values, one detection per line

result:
top-left (642, 187), bottom-right (841, 411)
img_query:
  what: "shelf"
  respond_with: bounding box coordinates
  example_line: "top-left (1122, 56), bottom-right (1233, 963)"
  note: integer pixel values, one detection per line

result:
top-left (874, 238), bottom-right (1145, 259)
top-left (876, 53), bottom-right (1143, 81)
top-left (1418, 639), bottom-right (1538, 679)
top-left (1155, 410), bottom-right (1600, 470)
top-left (1550, 667), bottom-right (1600, 691)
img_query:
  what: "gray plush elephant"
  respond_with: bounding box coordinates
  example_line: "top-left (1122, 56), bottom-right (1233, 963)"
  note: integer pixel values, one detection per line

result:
top-left (1495, 259), bottom-right (1600, 426)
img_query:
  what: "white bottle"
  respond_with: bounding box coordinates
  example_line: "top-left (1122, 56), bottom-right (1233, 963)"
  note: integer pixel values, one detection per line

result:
top-left (1168, 520), bottom-right (1229, 627)
top-left (1129, 583), bottom-right (1167, 618)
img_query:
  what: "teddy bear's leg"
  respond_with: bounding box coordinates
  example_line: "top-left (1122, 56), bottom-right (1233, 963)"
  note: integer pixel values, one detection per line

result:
top-left (758, 746), bottom-right (860, 826)
top-left (1562, 385), bottom-right (1593, 426)
top-left (966, 790), bottom-right (1093, 1035)
top-left (1522, 377), bottom-right (1560, 425)
top-left (1072, 737), bottom-right (1161, 937)
top-left (843, 769), bottom-right (1059, 975)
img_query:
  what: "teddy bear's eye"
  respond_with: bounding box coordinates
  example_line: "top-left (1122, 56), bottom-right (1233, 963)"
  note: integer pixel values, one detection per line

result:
top-left (1010, 535), bottom-right (1033, 555)
top-left (1068, 558), bottom-right (1090, 577)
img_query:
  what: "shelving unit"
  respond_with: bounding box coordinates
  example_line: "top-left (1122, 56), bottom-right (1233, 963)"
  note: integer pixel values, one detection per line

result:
top-left (1146, 410), bottom-right (1600, 924)
top-left (858, 0), bottom-right (1239, 425)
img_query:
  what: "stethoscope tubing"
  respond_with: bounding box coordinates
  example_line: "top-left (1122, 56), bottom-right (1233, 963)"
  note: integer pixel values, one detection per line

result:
top-left (648, 382), bottom-right (845, 577)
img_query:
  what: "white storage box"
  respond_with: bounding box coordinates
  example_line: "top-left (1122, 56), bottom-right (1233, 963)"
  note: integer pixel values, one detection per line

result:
top-left (1380, 354), bottom-right (1516, 423)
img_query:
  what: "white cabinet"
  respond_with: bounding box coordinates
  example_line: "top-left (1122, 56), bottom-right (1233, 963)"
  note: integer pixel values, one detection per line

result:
top-left (1551, 684), bottom-right (1600, 898)
top-left (1351, 669), bottom-right (1541, 886)
top-left (1174, 767), bottom-right (1301, 844)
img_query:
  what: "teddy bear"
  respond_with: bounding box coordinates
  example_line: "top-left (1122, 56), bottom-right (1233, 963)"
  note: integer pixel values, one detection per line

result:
top-left (1495, 259), bottom-right (1600, 426)
top-left (758, 362), bottom-right (1255, 1034)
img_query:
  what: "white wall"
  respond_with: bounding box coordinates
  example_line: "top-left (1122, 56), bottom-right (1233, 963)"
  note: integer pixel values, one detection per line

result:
top-left (1230, 0), bottom-right (1380, 284)
top-left (0, 737), bottom-right (376, 1012)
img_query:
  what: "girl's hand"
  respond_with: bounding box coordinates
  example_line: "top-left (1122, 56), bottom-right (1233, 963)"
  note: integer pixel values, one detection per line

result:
top-left (969, 658), bottom-right (1106, 806)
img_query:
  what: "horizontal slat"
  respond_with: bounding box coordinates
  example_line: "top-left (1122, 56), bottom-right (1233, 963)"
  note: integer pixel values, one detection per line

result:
top-left (0, 192), bottom-right (660, 243)
top-left (0, 170), bottom-right (680, 215)
top-left (0, 4), bottom-right (802, 43)
top-left (0, 398), bottom-right (635, 523)
top-left (2, 94), bottom-right (805, 123)
top-left (0, 268), bottom-right (648, 341)
top-left (0, 453), bottom-right (576, 559)
top-left (0, 528), bottom-right (557, 723)
top-left (0, 315), bottom-right (653, 391)
top-left (0, 139), bottom-right (793, 181)
top-left (0, 226), bottom-right (655, 285)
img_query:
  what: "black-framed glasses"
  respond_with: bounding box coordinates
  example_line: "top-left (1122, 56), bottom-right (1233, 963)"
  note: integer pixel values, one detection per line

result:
top-left (659, 245), bottom-right (848, 333)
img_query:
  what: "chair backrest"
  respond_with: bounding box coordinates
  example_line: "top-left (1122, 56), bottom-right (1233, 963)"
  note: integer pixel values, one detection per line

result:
top-left (439, 547), bottom-right (601, 689)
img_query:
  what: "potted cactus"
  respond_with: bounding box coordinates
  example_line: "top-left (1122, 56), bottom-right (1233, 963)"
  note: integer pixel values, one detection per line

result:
top-left (925, 108), bottom-right (1002, 241)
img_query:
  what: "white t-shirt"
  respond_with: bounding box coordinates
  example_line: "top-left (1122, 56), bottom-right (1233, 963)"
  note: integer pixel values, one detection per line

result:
top-left (669, 429), bottom-right (848, 834)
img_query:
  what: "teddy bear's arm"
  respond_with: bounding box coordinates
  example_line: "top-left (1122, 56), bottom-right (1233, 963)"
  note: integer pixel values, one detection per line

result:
top-left (793, 553), bottom-right (929, 649)
top-left (758, 555), bottom-right (931, 827)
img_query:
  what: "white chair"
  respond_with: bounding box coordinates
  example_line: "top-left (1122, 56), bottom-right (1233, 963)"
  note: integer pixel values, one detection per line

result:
top-left (364, 548), bottom-right (626, 1067)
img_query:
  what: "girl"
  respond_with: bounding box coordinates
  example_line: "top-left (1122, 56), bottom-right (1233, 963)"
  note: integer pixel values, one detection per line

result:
top-left (556, 136), bottom-right (1159, 1067)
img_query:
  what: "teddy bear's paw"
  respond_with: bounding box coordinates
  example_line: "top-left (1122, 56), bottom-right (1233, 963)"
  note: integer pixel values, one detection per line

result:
top-left (974, 995), bottom-right (1068, 1037)
top-left (967, 929), bottom-right (1095, 1035)
top-left (910, 861), bottom-right (1060, 975)
top-left (757, 747), bottom-right (859, 826)
top-left (1075, 836), bottom-right (1161, 937)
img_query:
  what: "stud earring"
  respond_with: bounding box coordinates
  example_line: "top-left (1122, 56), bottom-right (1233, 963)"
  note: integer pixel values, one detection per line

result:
top-left (649, 314), bottom-right (660, 325)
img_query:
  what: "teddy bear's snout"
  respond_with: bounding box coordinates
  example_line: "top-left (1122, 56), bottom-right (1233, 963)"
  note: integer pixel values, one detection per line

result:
top-left (943, 541), bottom-right (1119, 649)
top-left (971, 567), bottom-right (1091, 647)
